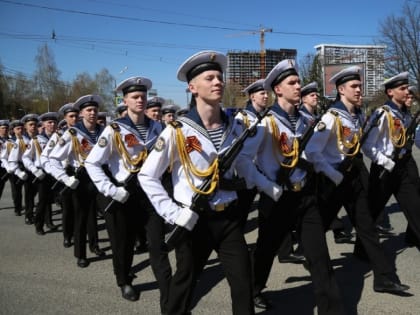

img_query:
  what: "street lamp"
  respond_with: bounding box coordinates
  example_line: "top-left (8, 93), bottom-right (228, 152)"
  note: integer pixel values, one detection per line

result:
top-left (114, 66), bottom-right (128, 105)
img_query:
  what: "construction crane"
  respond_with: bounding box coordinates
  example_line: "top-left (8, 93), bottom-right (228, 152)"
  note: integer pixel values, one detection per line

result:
top-left (227, 26), bottom-right (272, 78)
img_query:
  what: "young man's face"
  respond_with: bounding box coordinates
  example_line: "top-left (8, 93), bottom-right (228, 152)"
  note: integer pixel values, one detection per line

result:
top-left (43, 119), bottom-right (57, 134)
top-left (188, 70), bottom-right (224, 105)
top-left (274, 74), bottom-right (301, 105)
top-left (25, 120), bottom-right (38, 135)
top-left (251, 90), bottom-right (269, 108)
top-left (145, 106), bottom-right (162, 121)
top-left (339, 80), bottom-right (362, 106)
top-left (64, 111), bottom-right (78, 127)
top-left (387, 84), bottom-right (409, 107)
top-left (0, 125), bottom-right (8, 137)
top-left (124, 91), bottom-right (147, 114)
top-left (81, 106), bottom-right (98, 125)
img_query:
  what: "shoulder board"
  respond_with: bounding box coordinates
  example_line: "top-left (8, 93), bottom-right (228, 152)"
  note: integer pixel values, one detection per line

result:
top-left (328, 109), bottom-right (339, 116)
top-left (169, 121), bottom-right (183, 128)
top-left (68, 128), bottom-right (77, 135)
top-left (381, 105), bottom-right (390, 112)
top-left (110, 122), bottom-right (120, 131)
top-left (237, 108), bottom-right (248, 116)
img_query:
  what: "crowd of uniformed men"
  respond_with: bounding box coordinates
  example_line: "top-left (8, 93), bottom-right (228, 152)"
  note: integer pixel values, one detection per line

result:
top-left (0, 50), bottom-right (419, 315)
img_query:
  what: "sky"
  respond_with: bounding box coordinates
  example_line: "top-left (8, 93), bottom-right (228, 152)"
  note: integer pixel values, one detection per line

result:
top-left (0, 0), bottom-right (413, 108)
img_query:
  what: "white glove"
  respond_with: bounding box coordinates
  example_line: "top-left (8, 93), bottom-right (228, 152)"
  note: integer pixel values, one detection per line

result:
top-left (16, 170), bottom-right (28, 181)
top-left (328, 169), bottom-right (344, 186)
top-left (63, 176), bottom-right (79, 189)
top-left (6, 166), bottom-right (13, 174)
top-left (382, 157), bottom-right (395, 172)
top-left (33, 168), bottom-right (46, 180)
top-left (112, 187), bottom-right (130, 203)
top-left (175, 207), bottom-right (199, 231)
top-left (260, 181), bottom-right (283, 202)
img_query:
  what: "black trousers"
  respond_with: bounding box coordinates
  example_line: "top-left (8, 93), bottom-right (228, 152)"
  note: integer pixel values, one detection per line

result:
top-left (23, 173), bottom-right (37, 220)
top-left (254, 179), bottom-right (345, 315)
top-left (167, 204), bottom-right (254, 315)
top-left (61, 184), bottom-right (75, 241)
top-left (72, 171), bottom-right (99, 259)
top-left (318, 159), bottom-right (396, 283)
top-left (0, 166), bottom-right (8, 199)
top-left (100, 182), bottom-right (171, 314)
top-left (369, 155), bottom-right (420, 246)
top-left (34, 173), bottom-right (54, 229)
top-left (236, 187), bottom-right (258, 231)
top-left (9, 174), bottom-right (23, 214)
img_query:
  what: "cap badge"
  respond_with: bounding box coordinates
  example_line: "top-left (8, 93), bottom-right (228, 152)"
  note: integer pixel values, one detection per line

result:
top-left (209, 53), bottom-right (216, 62)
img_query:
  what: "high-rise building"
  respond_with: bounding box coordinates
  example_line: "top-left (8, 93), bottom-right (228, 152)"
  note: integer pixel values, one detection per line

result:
top-left (315, 44), bottom-right (386, 99)
top-left (226, 49), bottom-right (297, 89)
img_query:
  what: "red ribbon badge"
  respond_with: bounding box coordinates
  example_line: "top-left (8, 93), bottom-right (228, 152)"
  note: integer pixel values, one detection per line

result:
top-left (81, 138), bottom-right (92, 153)
top-left (393, 117), bottom-right (402, 130)
top-left (278, 132), bottom-right (291, 153)
top-left (186, 136), bottom-right (202, 153)
top-left (342, 126), bottom-right (352, 138)
top-left (125, 134), bottom-right (139, 147)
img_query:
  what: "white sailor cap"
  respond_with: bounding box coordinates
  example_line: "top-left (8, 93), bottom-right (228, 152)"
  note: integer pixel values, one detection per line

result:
top-left (264, 59), bottom-right (299, 91)
top-left (73, 95), bottom-right (103, 111)
top-left (177, 51), bottom-right (227, 82)
top-left (58, 103), bottom-right (78, 116)
top-left (161, 104), bottom-right (179, 115)
top-left (329, 66), bottom-right (362, 87)
top-left (21, 113), bottom-right (39, 124)
top-left (10, 120), bottom-right (24, 128)
top-left (147, 97), bottom-right (165, 109)
top-left (39, 112), bottom-right (59, 122)
top-left (115, 76), bottom-right (152, 95)
top-left (301, 81), bottom-right (318, 97)
top-left (115, 103), bottom-right (128, 114)
top-left (242, 79), bottom-right (265, 95)
top-left (383, 72), bottom-right (409, 90)
top-left (0, 119), bottom-right (10, 127)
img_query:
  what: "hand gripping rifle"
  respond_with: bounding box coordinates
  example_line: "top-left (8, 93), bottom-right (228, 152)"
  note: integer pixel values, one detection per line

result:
top-left (164, 107), bottom-right (270, 251)
top-left (379, 109), bottom-right (420, 178)
top-left (276, 115), bottom-right (321, 190)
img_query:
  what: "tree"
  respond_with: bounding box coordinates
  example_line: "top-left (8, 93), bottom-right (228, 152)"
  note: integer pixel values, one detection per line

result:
top-left (33, 44), bottom-right (63, 112)
top-left (378, 1), bottom-right (420, 91)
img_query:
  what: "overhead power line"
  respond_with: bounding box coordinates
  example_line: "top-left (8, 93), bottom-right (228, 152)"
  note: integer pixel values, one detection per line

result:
top-left (0, 0), bottom-right (376, 38)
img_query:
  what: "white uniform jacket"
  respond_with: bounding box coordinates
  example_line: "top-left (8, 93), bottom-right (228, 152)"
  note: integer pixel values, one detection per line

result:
top-left (8, 135), bottom-right (30, 174)
top-left (362, 101), bottom-right (414, 167)
top-left (22, 133), bottom-right (49, 174)
top-left (305, 102), bottom-right (365, 183)
top-left (40, 132), bottom-right (61, 175)
top-left (139, 107), bottom-right (247, 225)
top-left (236, 103), bottom-right (310, 192)
top-left (0, 137), bottom-right (12, 169)
top-left (85, 116), bottom-right (163, 198)
top-left (49, 122), bottom-right (103, 182)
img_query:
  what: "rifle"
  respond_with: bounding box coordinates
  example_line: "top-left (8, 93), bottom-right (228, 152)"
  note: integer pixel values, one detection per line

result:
top-left (277, 115), bottom-right (321, 190)
top-left (102, 169), bottom-right (140, 213)
top-left (379, 109), bottom-right (420, 178)
top-left (59, 166), bottom-right (85, 195)
top-left (164, 107), bottom-right (270, 251)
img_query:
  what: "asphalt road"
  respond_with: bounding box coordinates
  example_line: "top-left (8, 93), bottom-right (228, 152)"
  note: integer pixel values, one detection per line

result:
top-left (0, 149), bottom-right (419, 315)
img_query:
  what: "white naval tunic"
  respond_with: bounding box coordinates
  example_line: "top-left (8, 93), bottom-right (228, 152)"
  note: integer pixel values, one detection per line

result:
top-left (138, 113), bottom-right (245, 226)
top-left (84, 118), bottom-right (163, 198)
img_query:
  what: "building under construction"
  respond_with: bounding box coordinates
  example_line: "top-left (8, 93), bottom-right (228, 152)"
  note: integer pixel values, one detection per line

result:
top-left (315, 44), bottom-right (386, 99)
top-left (227, 49), bottom-right (297, 89)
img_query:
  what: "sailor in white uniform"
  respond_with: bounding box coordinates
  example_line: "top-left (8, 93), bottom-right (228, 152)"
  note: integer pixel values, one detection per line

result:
top-left (139, 51), bottom-right (257, 315)
top-left (85, 77), bottom-right (172, 309)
